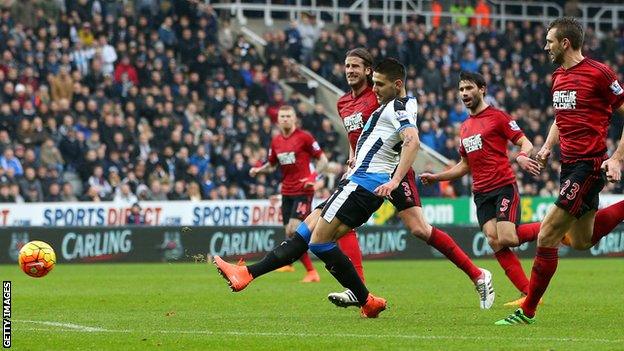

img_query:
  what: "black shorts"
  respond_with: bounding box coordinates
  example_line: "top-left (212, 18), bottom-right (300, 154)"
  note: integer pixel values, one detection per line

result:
top-left (320, 179), bottom-right (384, 228)
top-left (389, 168), bottom-right (422, 212)
top-left (555, 158), bottom-right (606, 218)
top-left (281, 194), bottom-right (313, 225)
top-left (473, 183), bottom-right (520, 228)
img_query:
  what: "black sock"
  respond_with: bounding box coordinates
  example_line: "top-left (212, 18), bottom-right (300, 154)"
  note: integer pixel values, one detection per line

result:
top-left (247, 234), bottom-right (308, 278)
top-left (313, 246), bottom-right (369, 306)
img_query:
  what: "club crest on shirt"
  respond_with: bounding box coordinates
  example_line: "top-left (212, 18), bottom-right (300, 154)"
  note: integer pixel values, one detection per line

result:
top-left (343, 112), bottom-right (364, 132)
top-left (610, 80), bottom-right (624, 96)
top-left (553, 90), bottom-right (577, 110)
top-left (277, 152), bottom-right (296, 165)
top-left (462, 134), bottom-right (483, 153)
top-left (508, 121), bottom-right (520, 131)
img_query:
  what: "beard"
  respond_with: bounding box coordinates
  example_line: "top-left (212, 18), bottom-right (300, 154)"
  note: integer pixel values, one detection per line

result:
top-left (551, 50), bottom-right (564, 65)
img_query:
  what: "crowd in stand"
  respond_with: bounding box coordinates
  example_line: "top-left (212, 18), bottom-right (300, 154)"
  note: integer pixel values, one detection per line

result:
top-left (0, 0), bottom-right (622, 206)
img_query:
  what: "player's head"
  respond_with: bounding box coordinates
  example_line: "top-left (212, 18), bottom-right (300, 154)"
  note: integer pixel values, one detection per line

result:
top-left (277, 105), bottom-right (297, 133)
top-left (372, 58), bottom-right (406, 105)
top-left (545, 17), bottom-right (584, 65)
top-left (458, 71), bottom-right (486, 111)
top-left (345, 48), bottom-right (374, 90)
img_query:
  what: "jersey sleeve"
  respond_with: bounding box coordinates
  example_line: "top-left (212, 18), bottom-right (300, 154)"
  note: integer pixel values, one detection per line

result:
top-left (599, 65), bottom-right (624, 110)
top-left (390, 97), bottom-right (417, 132)
top-left (500, 113), bottom-right (524, 143)
top-left (304, 132), bottom-right (323, 159)
top-left (268, 141), bottom-right (278, 165)
top-left (458, 138), bottom-right (467, 158)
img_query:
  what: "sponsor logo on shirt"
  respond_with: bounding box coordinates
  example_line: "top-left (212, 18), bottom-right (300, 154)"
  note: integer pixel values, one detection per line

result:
top-left (311, 141), bottom-right (321, 152)
top-left (343, 112), bottom-right (364, 132)
top-left (277, 152), bottom-right (296, 165)
top-left (610, 80), bottom-right (624, 96)
top-left (509, 121), bottom-right (520, 131)
top-left (462, 134), bottom-right (483, 153)
top-left (553, 90), bottom-right (577, 109)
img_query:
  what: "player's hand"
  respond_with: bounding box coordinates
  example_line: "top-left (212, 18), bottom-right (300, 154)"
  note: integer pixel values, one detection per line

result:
top-left (536, 146), bottom-right (551, 169)
top-left (300, 175), bottom-right (316, 189)
top-left (419, 173), bottom-right (438, 185)
top-left (249, 167), bottom-right (260, 177)
top-left (601, 157), bottom-right (622, 183)
top-left (346, 157), bottom-right (356, 168)
top-left (517, 155), bottom-right (541, 176)
top-left (374, 179), bottom-right (399, 199)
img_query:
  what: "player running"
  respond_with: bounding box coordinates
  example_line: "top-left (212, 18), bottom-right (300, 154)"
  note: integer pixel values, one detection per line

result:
top-left (213, 58), bottom-right (419, 318)
top-left (421, 71), bottom-right (542, 306)
top-left (249, 105), bottom-right (327, 283)
top-left (327, 48), bottom-right (495, 309)
top-left (496, 17), bottom-right (624, 325)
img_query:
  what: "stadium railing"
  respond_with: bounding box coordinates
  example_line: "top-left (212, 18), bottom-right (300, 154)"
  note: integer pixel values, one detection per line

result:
top-left (208, 0), bottom-right (624, 32)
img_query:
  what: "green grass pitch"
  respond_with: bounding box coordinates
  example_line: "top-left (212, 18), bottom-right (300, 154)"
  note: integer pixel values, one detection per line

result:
top-left (2, 258), bottom-right (623, 350)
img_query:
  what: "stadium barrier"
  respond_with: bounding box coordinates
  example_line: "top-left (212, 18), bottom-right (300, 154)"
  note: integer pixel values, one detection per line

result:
top-left (2, 225), bottom-right (623, 265)
top-left (1, 195), bottom-right (622, 226)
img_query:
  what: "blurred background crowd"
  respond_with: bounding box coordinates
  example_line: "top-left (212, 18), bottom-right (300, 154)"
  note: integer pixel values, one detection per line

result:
top-left (0, 0), bottom-right (622, 205)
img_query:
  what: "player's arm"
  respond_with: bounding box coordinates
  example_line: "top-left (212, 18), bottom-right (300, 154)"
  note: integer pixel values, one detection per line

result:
top-left (249, 162), bottom-right (275, 177)
top-left (602, 104), bottom-right (624, 182)
top-left (514, 136), bottom-right (541, 176)
top-left (347, 144), bottom-right (356, 168)
top-left (420, 156), bottom-right (470, 184)
top-left (374, 126), bottom-right (420, 197)
top-left (314, 152), bottom-right (329, 175)
top-left (536, 122), bottom-right (559, 166)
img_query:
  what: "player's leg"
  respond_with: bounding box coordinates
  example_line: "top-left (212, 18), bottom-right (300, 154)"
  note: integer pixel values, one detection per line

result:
top-left (397, 206), bottom-right (495, 309)
top-left (213, 206), bottom-right (320, 292)
top-left (288, 195), bottom-right (319, 279)
top-left (311, 180), bottom-right (386, 317)
top-left (487, 185), bottom-right (531, 300)
top-left (516, 199), bottom-right (624, 246)
top-left (328, 227), bottom-right (366, 307)
top-left (275, 196), bottom-right (297, 272)
top-left (497, 160), bottom-right (604, 324)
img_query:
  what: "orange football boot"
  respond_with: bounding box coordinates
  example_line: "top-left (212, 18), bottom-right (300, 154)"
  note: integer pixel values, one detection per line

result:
top-left (276, 264), bottom-right (296, 272)
top-left (360, 293), bottom-right (387, 318)
top-left (213, 256), bottom-right (253, 292)
top-left (301, 270), bottom-right (320, 283)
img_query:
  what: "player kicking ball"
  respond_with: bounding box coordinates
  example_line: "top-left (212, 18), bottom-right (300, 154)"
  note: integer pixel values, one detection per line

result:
top-left (213, 58), bottom-right (422, 318)
top-left (326, 48), bottom-right (494, 310)
top-left (421, 71), bottom-right (542, 307)
top-left (496, 17), bottom-right (624, 325)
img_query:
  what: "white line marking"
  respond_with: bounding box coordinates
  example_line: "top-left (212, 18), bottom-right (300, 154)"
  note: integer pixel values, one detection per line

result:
top-left (13, 321), bottom-right (624, 344)
top-left (16, 320), bottom-right (110, 332)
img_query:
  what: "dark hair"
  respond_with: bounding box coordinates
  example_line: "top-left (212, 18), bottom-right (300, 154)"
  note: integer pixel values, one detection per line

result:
top-left (373, 58), bottom-right (406, 82)
top-left (345, 47), bottom-right (374, 67)
top-left (547, 17), bottom-right (584, 50)
top-left (459, 71), bottom-right (486, 89)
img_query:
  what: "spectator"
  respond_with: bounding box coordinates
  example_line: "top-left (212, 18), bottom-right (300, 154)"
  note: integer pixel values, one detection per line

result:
top-left (0, 149), bottom-right (24, 176)
top-left (61, 182), bottom-right (78, 202)
top-left (126, 202), bottom-right (145, 225)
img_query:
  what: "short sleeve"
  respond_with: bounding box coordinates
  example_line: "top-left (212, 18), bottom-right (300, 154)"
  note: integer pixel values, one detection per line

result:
top-left (304, 132), bottom-right (323, 159)
top-left (390, 97), bottom-right (417, 132)
top-left (500, 113), bottom-right (524, 143)
top-left (268, 141), bottom-right (277, 165)
top-left (599, 65), bottom-right (624, 110)
top-left (458, 139), bottom-right (467, 158)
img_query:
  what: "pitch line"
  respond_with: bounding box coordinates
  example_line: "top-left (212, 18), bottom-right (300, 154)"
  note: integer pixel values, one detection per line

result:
top-left (14, 321), bottom-right (624, 344)
top-left (16, 320), bottom-right (109, 332)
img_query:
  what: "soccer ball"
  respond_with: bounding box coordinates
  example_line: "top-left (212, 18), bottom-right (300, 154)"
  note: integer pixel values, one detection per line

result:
top-left (18, 241), bottom-right (56, 278)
